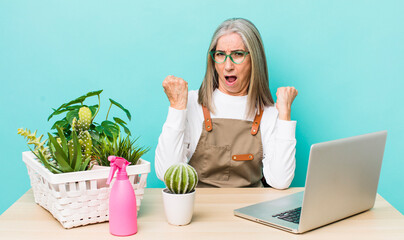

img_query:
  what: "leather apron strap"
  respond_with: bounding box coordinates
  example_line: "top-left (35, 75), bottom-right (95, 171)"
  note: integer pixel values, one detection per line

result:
top-left (202, 106), bottom-right (263, 135)
top-left (202, 106), bottom-right (213, 132)
top-left (251, 107), bottom-right (263, 135)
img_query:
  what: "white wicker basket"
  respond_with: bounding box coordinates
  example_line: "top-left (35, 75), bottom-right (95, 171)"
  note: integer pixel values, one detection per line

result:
top-left (22, 151), bottom-right (150, 229)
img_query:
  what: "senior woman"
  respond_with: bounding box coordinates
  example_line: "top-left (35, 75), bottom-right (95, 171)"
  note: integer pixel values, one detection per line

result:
top-left (155, 18), bottom-right (298, 189)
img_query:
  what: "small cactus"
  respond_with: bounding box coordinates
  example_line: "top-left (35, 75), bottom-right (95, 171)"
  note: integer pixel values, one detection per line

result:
top-left (71, 117), bottom-right (78, 131)
top-left (78, 106), bottom-right (92, 131)
top-left (164, 163), bottom-right (198, 194)
top-left (71, 107), bottom-right (92, 132)
top-left (79, 131), bottom-right (92, 161)
top-left (70, 106), bottom-right (93, 161)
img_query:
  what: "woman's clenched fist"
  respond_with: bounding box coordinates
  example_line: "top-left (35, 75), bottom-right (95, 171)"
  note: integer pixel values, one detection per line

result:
top-left (162, 75), bottom-right (188, 110)
top-left (275, 87), bottom-right (298, 121)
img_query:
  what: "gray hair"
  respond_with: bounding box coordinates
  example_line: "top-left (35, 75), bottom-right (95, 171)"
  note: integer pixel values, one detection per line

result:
top-left (198, 18), bottom-right (274, 118)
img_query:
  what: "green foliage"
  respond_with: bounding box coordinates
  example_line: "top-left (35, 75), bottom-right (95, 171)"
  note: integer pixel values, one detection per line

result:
top-left (164, 163), bottom-right (198, 194)
top-left (18, 90), bottom-right (149, 174)
top-left (32, 126), bottom-right (92, 173)
top-left (18, 128), bottom-right (52, 162)
top-left (48, 90), bottom-right (132, 144)
top-left (93, 134), bottom-right (149, 166)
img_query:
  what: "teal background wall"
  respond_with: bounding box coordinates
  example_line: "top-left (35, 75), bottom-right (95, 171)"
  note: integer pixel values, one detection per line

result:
top-left (1, 0), bottom-right (403, 215)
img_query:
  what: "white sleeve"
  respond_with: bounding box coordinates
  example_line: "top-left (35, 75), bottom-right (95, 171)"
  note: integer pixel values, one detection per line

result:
top-left (262, 114), bottom-right (297, 189)
top-left (154, 107), bottom-right (189, 180)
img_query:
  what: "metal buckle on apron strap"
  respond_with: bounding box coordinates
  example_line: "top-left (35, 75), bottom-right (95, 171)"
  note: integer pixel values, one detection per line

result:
top-left (232, 154), bottom-right (254, 161)
top-left (202, 106), bottom-right (213, 132)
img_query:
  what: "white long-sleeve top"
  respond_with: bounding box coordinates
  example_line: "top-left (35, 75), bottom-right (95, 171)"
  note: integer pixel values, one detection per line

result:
top-left (155, 89), bottom-right (297, 189)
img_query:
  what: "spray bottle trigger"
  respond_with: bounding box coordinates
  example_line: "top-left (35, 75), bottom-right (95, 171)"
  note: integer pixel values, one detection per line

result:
top-left (107, 165), bottom-right (117, 185)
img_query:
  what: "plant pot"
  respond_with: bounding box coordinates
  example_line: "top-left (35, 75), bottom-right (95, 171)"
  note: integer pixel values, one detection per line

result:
top-left (22, 151), bottom-right (150, 229)
top-left (162, 188), bottom-right (195, 226)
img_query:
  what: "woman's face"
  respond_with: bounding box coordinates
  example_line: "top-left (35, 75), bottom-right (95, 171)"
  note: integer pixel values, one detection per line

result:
top-left (214, 32), bottom-right (251, 96)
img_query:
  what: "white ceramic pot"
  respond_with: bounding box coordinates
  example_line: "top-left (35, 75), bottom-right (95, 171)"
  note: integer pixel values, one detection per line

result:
top-left (162, 188), bottom-right (195, 226)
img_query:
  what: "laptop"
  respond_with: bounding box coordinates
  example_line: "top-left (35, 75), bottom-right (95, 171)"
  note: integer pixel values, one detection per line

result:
top-left (234, 131), bottom-right (387, 234)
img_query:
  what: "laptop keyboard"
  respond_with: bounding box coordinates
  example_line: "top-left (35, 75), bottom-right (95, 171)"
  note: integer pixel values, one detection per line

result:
top-left (272, 207), bottom-right (301, 224)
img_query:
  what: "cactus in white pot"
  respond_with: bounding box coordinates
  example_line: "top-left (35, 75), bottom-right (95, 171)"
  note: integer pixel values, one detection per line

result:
top-left (162, 163), bottom-right (198, 226)
top-left (164, 163), bottom-right (198, 194)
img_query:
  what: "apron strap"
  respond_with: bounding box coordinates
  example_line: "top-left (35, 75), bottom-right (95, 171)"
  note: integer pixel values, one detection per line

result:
top-left (202, 106), bottom-right (213, 132)
top-left (251, 107), bottom-right (264, 136)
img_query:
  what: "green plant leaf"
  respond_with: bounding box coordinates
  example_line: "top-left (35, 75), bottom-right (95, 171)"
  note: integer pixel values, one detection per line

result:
top-left (101, 120), bottom-right (120, 138)
top-left (66, 105), bottom-right (85, 110)
top-left (71, 130), bottom-right (79, 170)
top-left (47, 133), bottom-right (73, 172)
top-left (113, 117), bottom-right (127, 125)
top-left (74, 141), bottom-right (83, 171)
top-left (48, 90), bottom-right (103, 121)
top-left (51, 118), bottom-right (69, 130)
top-left (89, 105), bottom-right (99, 116)
top-left (48, 164), bottom-right (63, 174)
top-left (95, 125), bottom-right (104, 133)
top-left (66, 110), bottom-right (79, 124)
top-left (85, 90), bottom-right (103, 98)
top-left (109, 98), bottom-right (131, 121)
top-left (89, 130), bottom-right (100, 141)
top-left (64, 96), bottom-right (86, 107)
top-left (80, 156), bottom-right (92, 171)
top-left (113, 117), bottom-right (131, 135)
top-left (103, 128), bottom-right (113, 138)
top-left (30, 146), bottom-right (59, 174)
top-left (56, 126), bottom-right (68, 154)
top-left (47, 108), bottom-right (70, 121)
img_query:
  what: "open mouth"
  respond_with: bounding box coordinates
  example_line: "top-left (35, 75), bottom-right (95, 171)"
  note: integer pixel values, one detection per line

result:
top-left (225, 75), bottom-right (237, 86)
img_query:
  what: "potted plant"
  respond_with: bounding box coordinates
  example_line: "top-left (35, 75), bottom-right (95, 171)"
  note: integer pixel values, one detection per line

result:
top-left (17, 90), bottom-right (150, 229)
top-left (91, 134), bottom-right (149, 187)
top-left (162, 163), bottom-right (198, 226)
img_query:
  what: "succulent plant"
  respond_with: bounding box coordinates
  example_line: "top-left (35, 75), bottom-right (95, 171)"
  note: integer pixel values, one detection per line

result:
top-left (164, 163), bottom-right (198, 194)
top-left (18, 128), bottom-right (52, 162)
top-left (19, 126), bottom-right (92, 173)
top-left (92, 134), bottom-right (149, 166)
top-left (45, 126), bottom-right (92, 173)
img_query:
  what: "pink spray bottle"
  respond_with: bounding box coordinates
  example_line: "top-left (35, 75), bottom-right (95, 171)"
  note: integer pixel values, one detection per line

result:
top-left (106, 156), bottom-right (137, 236)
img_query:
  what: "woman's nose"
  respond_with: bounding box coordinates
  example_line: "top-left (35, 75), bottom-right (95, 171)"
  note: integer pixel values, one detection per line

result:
top-left (224, 56), bottom-right (234, 71)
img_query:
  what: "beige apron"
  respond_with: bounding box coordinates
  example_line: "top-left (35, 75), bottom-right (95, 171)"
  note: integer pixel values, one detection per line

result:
top-left (189, 106), bottom-right (264, 188)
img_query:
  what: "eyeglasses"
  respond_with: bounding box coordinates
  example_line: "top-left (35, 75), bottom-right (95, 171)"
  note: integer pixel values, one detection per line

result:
top-left (209, 50), bottom-right (250, 64)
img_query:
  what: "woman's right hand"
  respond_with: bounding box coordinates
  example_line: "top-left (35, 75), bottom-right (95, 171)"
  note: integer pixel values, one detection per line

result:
top-left (162, 75), bottom-right (188, 110)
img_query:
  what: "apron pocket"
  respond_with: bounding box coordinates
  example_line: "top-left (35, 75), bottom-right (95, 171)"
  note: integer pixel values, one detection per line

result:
top-left (201, 145), bottom-right (231, 181)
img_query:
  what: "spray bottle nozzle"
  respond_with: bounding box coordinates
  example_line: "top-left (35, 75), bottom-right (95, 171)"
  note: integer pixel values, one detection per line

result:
top-left (106, 156), bottom-right (130, 185)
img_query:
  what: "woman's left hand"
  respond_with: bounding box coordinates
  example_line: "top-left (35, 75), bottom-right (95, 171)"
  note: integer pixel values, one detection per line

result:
top-left (275, 87), bottom-right (298, 121)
